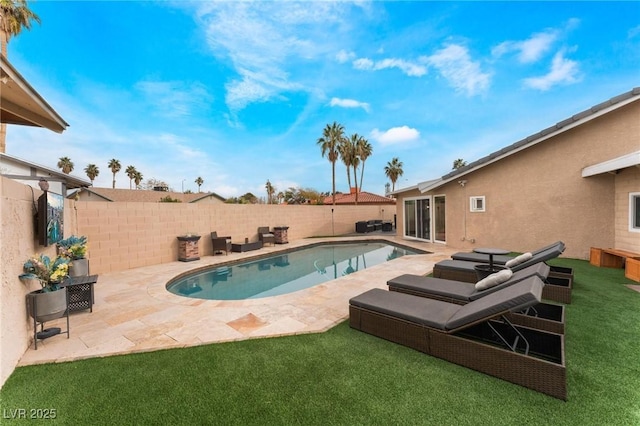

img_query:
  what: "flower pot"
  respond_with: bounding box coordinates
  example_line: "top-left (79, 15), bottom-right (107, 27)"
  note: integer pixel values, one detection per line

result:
top-left (27, 288), bottom-right (67, 323)
top-left (69, 258), bottom-right (89, 277)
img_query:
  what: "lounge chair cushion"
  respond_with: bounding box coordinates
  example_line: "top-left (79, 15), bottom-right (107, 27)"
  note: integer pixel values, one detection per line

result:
top-left (349, 289), bottom-right (460, 330)
top-left (505, 252), bottom-right (533, 268)
top-left (475, 268), bottom-right (513, 291)
top-left (446, 277), bottom-right (543, 330)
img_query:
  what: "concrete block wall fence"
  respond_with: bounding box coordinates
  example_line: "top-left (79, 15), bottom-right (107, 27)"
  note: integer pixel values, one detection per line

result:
top-left (71, 201), bottom-right (396, 275)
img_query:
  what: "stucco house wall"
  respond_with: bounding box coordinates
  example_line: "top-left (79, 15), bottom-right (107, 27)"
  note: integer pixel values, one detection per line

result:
top-left (395, 94), bottom-right (639, 259)
top-left (0, 177), bottom-right (78, 388)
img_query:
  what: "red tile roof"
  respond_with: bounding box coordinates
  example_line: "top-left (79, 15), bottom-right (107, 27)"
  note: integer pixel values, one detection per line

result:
top-left (322, 191), bottom-right (396, 205)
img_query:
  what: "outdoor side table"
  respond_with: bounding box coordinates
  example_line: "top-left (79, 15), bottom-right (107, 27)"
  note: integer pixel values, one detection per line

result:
top-left (472, 248), bottom-right (510, 280)
top-left (273, 226), bottom-right (289, 244)
top-left (61, 274), bottom-right (99, 313)
top-left (177, 235), bottom-right (201, 262)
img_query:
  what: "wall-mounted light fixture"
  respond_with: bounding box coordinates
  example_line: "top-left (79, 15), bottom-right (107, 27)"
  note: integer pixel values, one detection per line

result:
top-left (38, 178), bottom-right (49, 191)
top-left (458, 180), bottom-right (467, 187)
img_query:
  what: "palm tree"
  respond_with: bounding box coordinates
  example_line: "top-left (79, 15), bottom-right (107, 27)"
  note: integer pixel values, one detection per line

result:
top-left (133, 171), bottom-right (143, 189)
top-left (108, 159), bottom-right (121, 189)
top-left (195, 177), bottom-right (204, 192)
top-left (357, 137), bottom-right (372, 195)
top-left (84, 164), bottom-right (99, 184)
top-left (265, 179), bottom-right (275, 204)
top-left (57, 156), bottom-right (74, 174)
top-left (384, 157), bottom-right (404, 191)
top-left (0, 0), bottom-right (40, 153)
top-left (338, 136), bottom-right (354, 192)
top-left (317, 121), bottom-right (345, 205)
top-left (347, 134), bottom-right (361, 204)
top-left (125, 165), bottom-right (137, 189)
top-left (453, 158), bottom-right (467, 170)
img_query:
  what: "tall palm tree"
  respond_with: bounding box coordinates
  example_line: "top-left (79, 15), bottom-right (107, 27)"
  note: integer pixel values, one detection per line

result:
top-left (0, 0), bottom-right (41, 153)
top-left (347, 134), bottom-right (361, 204)
top-left (84, 164), bottom-right (99, 184)
top-left (57, 156), bottom-right (74, 174)
top-left (357, 137), bottom-right (373, 195)
top-left (338, 136), bottom-right (354, 192)
top-left (133, 171), bottom-right (143, 189)
top-left (317, 121), bottom-right (345, 205)
top-left (384, 157), bottom-right (404, 191)
top-left (195, 177), bottom-right (204, 193)
top-left (108, 159), bottom-right (121, 189)
top-left (125, 165), bottom-right (137, 189)
top-left (265, 179), bottom-right (275, 204)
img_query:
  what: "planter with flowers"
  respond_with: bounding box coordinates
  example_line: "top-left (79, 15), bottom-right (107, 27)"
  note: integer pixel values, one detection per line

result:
top-left (20, 254), bottom-right (70, 324)
top-left (58, 235), bottom-right (89, 277)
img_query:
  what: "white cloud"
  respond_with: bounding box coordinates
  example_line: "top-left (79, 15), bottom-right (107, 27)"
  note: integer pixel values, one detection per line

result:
top-left (196, 1), bottom-right (351, 111)
top-left (336, 49), bottom-right (356, 63)
top-left (353, 57), bottom-right (427, 77)
top-left (135, 80), bottom-right (212, 118)
top-left (329, 97), bottom-right (370, 112)
top-left (492, 30), bottom-right (558, 63)
top-left (523, 50), bottom-right (581, 90)
top-left (370, 126), bottom-right (420, 146)
top-left (424, 44), bottom-right (491, 96)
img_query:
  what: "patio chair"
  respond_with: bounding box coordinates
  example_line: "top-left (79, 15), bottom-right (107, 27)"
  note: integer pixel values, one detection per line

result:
top-left (258, 227), bottom-right (275, 246)
top-left (387, 263), bottom-right (565, 334)
top-left (211, 232), bottom-right (232, 255)
top-left (349, 276), bottom-right (566, 400)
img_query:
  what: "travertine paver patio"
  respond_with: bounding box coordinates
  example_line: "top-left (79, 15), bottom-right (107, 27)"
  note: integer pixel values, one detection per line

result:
top-left (19, 236), bottom-right (457, 366)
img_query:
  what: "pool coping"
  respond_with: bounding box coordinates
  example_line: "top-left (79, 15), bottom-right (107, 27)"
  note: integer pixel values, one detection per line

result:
top-left (18, 236), bottom-right (456, 367)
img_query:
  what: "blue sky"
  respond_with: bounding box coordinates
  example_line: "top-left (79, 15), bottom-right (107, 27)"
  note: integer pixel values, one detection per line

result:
top-left (5, 1), bottom-right (640, 198)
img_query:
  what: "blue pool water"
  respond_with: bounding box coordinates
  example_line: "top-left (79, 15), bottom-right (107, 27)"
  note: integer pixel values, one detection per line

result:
top-left (166, 242), bottom-right (422, 300)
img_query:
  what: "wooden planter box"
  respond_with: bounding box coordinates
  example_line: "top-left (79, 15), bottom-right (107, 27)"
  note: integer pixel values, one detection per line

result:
top-left (626, 257), bottom-right (640, 282)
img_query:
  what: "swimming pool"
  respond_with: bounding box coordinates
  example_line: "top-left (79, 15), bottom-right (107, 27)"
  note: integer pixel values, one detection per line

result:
top-left (166, 242), bottom-right (422, 300)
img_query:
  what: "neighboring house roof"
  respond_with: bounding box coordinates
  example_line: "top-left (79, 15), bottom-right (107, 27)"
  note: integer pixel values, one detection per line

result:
top-left (0, 152), bottom-right (91, 190)
top-left (0, 54), bottom-right (69, 132)
top-left (398, 87), bottom-right (640, 195)
top-left (74, 187), bottom-right (226, 203)
top-left (323, 191), bottom-right (396, 205)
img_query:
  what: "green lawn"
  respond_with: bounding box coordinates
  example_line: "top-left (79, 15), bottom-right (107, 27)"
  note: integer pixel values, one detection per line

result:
top-left (1, 258), bottom-right (639, 425)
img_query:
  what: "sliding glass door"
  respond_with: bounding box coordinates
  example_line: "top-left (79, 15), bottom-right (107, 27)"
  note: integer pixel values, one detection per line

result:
top-left (404, 197), bottom-right (431, 240)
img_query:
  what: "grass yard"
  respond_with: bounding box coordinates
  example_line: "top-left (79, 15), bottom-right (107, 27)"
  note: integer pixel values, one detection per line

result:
top-left (1, 258), bottom-right (639, 425)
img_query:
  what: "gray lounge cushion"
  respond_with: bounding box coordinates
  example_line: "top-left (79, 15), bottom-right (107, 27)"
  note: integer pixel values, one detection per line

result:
top-left (475, 269), bottom-right (513, 290)
top-left (387, 263), bottom-right (551, 303)
top-left (349, 289), bottom-right (459, 330)
top-left (445, 277), bottom-right (543, 331)
top-left (352, 276), bottom-right (544, 332)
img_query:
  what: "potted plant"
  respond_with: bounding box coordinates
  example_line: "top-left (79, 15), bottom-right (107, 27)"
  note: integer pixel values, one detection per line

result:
top-left (58, 235), bottom-right (89, 276)
top-left (20, 254), bottom-right (70, 322)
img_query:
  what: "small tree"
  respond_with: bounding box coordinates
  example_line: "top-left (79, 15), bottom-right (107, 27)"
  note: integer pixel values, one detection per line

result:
top-left (453, 158), bottom-right (467, 170)
top-left (195, 177), bottom-right (204, 192)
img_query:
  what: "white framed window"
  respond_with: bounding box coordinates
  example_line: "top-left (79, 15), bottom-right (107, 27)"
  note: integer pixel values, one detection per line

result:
top-left (630, 192), bottom-right (640, 233)
top-left (470, 196), bottom-right (485, 212)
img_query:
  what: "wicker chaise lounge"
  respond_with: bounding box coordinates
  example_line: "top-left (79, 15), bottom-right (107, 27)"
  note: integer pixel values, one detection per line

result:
top-left (387, 263), bottom-right (565, 334)
top-left (450, 241), bottom-right (573, 280)
top-left (433, 243), bottom-right (572, 303)
top-left (349, 276), bottom-right (566, 400)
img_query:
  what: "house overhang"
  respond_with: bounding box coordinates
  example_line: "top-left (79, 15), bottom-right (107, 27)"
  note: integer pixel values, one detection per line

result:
top-left (0, 54), bottom-right (69, 132)
top-left (581, 151), bottom-right (640, 177)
